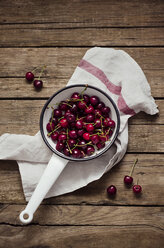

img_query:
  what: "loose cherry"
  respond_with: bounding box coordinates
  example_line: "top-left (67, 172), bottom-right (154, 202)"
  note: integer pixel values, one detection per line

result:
top-left (107, 185), bottom-right (117, 196)
top-left (133, 180), bottom-right (142, 194)
top-left (124, 158), bottom-right (138, 186)
top-left (26, 72), bottom-right (34, 81)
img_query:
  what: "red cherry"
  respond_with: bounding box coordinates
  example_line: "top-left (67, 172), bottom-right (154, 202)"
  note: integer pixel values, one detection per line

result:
top-left (90, 96), bottom-right (99, 106)
top-left (71, 92), bottom-right (80, 100)
top-left (51, 131), bottom-right (59, 141)
top-left (59, 101), bottom-right (68, 111)
top-left (133, 184), bottom-right (142, 194)
top-left (58, 134), bottom-right (67, 142)
top-left (108, 120), bottom-right (115, 128)
top-left (102, 106), bottom-right (110, 116)
top-left (26, 71), bottom-right (34, 81)
top-left (60, 118), bottom-right (68, 128)
top-left (33, 80), bottom-right (43, 90)
top-left (97, 102), bottom-right (105, 110)
top-left (56, 141), bottom-right (64, 152)
top-left (77, 129), bottom-right (85, 137)
top-left (103, 117), bottom-right (111, 127)
top-left (46, 122), bottom-right (55, 132)
top-left (83, 94), bottom-right (90, 104)
top-left (96, 142), bottom-right (105, 150)
top-left (53, 109), bottom-right (62, 118)
top-left (83, 132), bottom-right (90, 141)
top-left (94, 119), bottom-right (101, 128)
top-left (91, 134), bottom-right (100, 144)
top-left (75, 120), bottom-right (83, 129)
top-left (124, 176), bottom-right (133, 185)
top-left (72, 148), bottom-right (81, 158)
top-left (78, 101), bottom-right (87, 110)
top-left (69, 130), bottom-right (77, 139)
top-left (107, 185), bottom-right (117, 196)
top-left (85, 105), bottom-right (94, 114)
top-left (86, 124), bottom-right (94, 132)
top-left (68, 139), bottom-right (76, 148)
top-left (63, 147), bottom-right (71, 156)
top-left (86, 145), bottom-right (95, 156)
top-left (95, 109), bottom-right (102, 117)
top-left (86, 114), bottom-right (95, 122)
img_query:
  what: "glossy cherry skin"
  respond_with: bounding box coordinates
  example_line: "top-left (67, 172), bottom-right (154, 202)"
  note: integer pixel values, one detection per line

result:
top-left (133, 184), bottom-right (142, 194)
top-left (72, 148), bottom-right (81, 158)
top-left (70, 103), bottom-right (78, 113)
top-left (69, 130), bottom-right (78, 139)
top-left (59, 101), bottom-right (68, 111)
top-left (68, 139), bottom-right (76, 148)
top-left (53, 109), bottom-right (62, 118)
top-left (83, 132), bottom-right (90, 141)
top-left (50, 117), bottom-right (58, 126)
top-left (33, 80), bottom-right (43, 90)
top-left (26, 72), bottom-right (34, 81)
top-left (71, 92), bottom-right (80, 100)
top-left (95, 109), bottom-right (102, 117)
top-left (75, 120), bottom-right (83, 129)
top-left (91, 134), bottom-right (100, 144)
top-left (86, 145), bottom-right (95, 156)
top-left (103, 118), bottom-right (111, 127)
top-left (66, 113), bottom-right (76, 123)
top-left (60, 118), bottom-right (68, 128)
top-left (96, 142), bottom-right (105, 150)
top-left (107, 185), bottom-right (117, 196)
top-left (63, 147), bottom-right (71, 156)
top-left (46, 122), bottom-right (55, 132)
top-left (78, 101), bottom-right (87, 110)
top-left (56, 141), bottom-right (64, 152)
top-left (86, 114), bottom-right (95, 123)
top-left (124, 176), bottom-right (133, 185)
top-left (94, 118), bottom-right (101, 128)
top-left (102, 106), bottom-right (110, 116)
top-left (83, 94), bottom-right (90, 104)
top-left (58, 134), bottom-right (67, 142)
top-left (108, 120), bottom-right (115, 128)
top-left (78, 140), bottom-right (87, 151)
top-left (64, 109), bottom-right (71, 118)
top-left (90, 96), bottom-right (99, 106)
top-left (85, 105), bottom-right (94, 114)
top-left (77, 129), bottom-right (85, 138)
top-left (51, 131), bottom-right (59, 141)
top-left (97, 102), bottom-right (105, 110)
top-left (86, 124), bottom-right (94, 132)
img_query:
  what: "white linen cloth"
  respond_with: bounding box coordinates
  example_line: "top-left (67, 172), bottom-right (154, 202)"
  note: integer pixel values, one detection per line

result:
top-left (0, 47), bottom-right (158, 201)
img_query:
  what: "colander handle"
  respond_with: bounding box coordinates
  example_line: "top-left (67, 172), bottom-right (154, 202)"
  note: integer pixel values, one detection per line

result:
top-left (19, 154), bottom-right (68, 224)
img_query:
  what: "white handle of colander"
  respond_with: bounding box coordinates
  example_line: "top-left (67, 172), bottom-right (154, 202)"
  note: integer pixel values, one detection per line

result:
top-left (19, 154), bottom-right (68, 224)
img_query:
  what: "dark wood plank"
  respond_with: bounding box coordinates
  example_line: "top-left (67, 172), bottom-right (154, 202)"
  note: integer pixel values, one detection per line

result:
top-left (0, 205), bottom-right (164, 227)
top-left (0, 48), bottom-right (163, 78)
top-left (0, 0), bottom-right (164, 27)
top-left (0, 69), bottom-right (163, 98)
top-left (0, 26), bottom-right (164, 47)
top-left (0, 154), bottom-right (163, 204)
top-left (0, 225), bottom-right (163, 248)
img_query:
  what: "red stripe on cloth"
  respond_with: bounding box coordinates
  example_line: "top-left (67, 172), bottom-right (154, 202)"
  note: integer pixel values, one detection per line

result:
top-left (78, 59), bottom-right (136, 116)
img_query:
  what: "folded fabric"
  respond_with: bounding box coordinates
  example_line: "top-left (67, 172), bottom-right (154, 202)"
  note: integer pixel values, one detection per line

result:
top-left (0, 47), bottom-right (158, 201)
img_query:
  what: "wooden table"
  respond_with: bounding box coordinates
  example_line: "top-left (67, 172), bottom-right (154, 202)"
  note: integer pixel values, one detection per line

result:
top-left (0, 1), bottom-right (164, 247)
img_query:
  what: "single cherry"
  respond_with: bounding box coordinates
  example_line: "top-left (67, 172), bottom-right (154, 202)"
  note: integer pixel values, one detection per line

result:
top-left (58, 134), bottom-right (67, 143)
top-left (70, 103), bottom-right (78, 113)
top-left (66, 113), bottom-right (76, 123)
top-left (97, 102), bottom-right (105, 110)
top-left (63, 147), bottom-right (71, 156)
top-left (46, 122), bottom-right (55, 132)
top-left (83, 132), bottom-right (90, 141)
top-left (124, 158), bottom-right (138, 186)
top-left (51, 131), bottom-right (59, 141)
top-left (102, 106), bottom-right (110, 116)
top-left (60, 118), bottom-right (68, 128)
top-left (95, 109), bottom-right (102, 117)
top-left (90, 96), bottom-right (99, 106)
top-left (78, 101), bottom-right (87, 110)
top-left (86, 124), bottom-right (94, 132)
top-left (71, 92), bottom-right (80, 100)
top-left (69, 130), bottom-right (77, 139)
top-left (107, 185), bottom-right (117, 196)
top-left (53, 109), bottom-right (62, 118)
top-left (72, 148), bottom-right (81, 158)
top-left (59, 101), bottom-right (68, 111)
top-left (86, 145), bottom-right (95, 156)
top-left (26, 72), bottom-right (34, 81)
top-left (96, 142), bottom-right (105, 150)
top-left (56, 141), bottom-right (64, 152)
top-left (91, 134), bottom-right (100, 144)
top-left (85, 105), bottom-right (94, 114)
top-left (108, 120), bottom-right (115, 128)
top-left (86, 114), bottom-right (95, 123)
top-left (77, 129), bottom-right (85, 137)
top-left (83, 94), bottom-right (90, 104)
top-left (78, 140), bottom-right (87, 151)
top-left (33, 80), bottom-right (43, 90)
top-left (103, 117), bottom-right (111, 127)
top-left (94, 118), bottom-right (101, 128)
top-left (68, 139), bottom-right (76, 148)
top-left (75, 120), bottom-right (83, 129)
top-left (133, 182), bottom-right (142, 194)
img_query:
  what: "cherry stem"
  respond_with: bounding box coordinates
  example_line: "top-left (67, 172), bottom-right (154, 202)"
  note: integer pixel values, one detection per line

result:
top-left (32, 66), bottom-right (40, 73)
top-left (38, 65), bottom-right (46, 80)
top-left (66, 141), bottom-right (72, 154)
top-left (80, 84), bottom-right (88, 96)
top-left (58, 116), bottom-right (64, 121)
top-left (136, 179), bottom-right (139, 185)
top-left (129, 158), bottom-right (138, 177)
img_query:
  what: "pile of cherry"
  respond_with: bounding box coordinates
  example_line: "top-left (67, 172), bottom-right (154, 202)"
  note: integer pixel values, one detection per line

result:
top-left (46, 90), bottom-right (116, 159)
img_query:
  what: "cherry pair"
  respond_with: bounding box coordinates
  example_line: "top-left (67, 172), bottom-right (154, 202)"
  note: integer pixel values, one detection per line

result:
top-left (107, 158), bottom-right (142, 196)
top-left (25, 65), bottom-right (46, 90)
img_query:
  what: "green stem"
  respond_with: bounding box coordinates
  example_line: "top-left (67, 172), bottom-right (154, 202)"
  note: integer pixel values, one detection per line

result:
top-left (38, 65), bottom-right (46, 80)
top-left (66, 141), bottom-right (72, 154)
top-left (129, 158), bottom-right (138, 177)
top-left (80, 84), bottom-right (88, 96)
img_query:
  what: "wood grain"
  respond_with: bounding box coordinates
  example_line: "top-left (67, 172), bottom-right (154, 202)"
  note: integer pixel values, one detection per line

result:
top-left (0, 205), bottom-right (164, 227)
top-left (0, 0), bottom-right (164, 27)
top-left (1, 26), bottom-right (164, 47)
top-left (0, 225), bottom-right (163, 248)
top-left (0, 69), bottom-right (163, 98)
top-left (0, 48), bottom-right (163, 78)
top-left (0, 154), bottom-right (163, 204)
